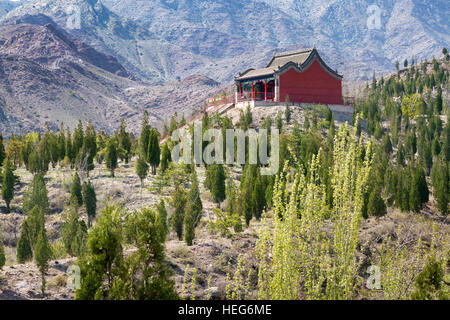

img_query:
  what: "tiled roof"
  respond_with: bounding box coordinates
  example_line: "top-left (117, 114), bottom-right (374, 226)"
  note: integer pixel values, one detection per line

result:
top-left (266, 48), bottom-right (314, 69)
top-left (235, 48), bottom-right (342, 81)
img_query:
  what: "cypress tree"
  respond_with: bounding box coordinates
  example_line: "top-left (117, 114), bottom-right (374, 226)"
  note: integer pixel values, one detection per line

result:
top-left (160, 143), bottom-right (171, 173)
top-left (135, 155), bottom-right (149, 187)
top-left (157, 199), bottom-right (168, 238)
top-left (210, 164), bottom-right (226, 207)
top-left (65, 128), bottom-right (74, 167)
top-left (82, 180), bottom-right (97, 228)
top-left (105, 139), bottom-right (118, 177)
top-left (23, 174), bottom-right (49, 214)
top-left (0, 133), bottom-right (5, 166)
top-left (34, 228), bottom-right (52, 297)
top-left (70, 172), bottom-right (83, 208)
top-left (285, 97), bottom-right (291, 124)
top-left (183, 170), bottom-right (203, 246)
top-left (169, 184), bottom-right (187, 240)
top-left (82, 121), bottom-right (97, 173)
top-left (139, 111), bottom-right (151, 159)
top-left (0, 224), bottom-right (6, 269)
top-left (72, 120), bottom-right (84, 158)
top-left (57, 122), bottom-right (66, 161)
top-left (184, 204), bottom-right (196, 246)
top-left (252, 174), bottom-right (265, 220)
top-left (118, 120), bottom-right (131, 164)
top-left (2, 158), bottom-right (16, 213)
top-left (61, 208), bottom-right (87, 256)
top-left (431, 157), bottom-right (448, 215)
top-left (147, 129), bottom-right (160, 175)
top-left (16, 220), bottom-right (33, 263)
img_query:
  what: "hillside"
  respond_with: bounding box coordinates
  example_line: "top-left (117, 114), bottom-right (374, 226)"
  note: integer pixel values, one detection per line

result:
top-left (0, 22), bottom-right (222, 136)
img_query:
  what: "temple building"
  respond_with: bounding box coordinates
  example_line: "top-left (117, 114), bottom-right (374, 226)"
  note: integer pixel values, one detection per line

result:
top-left (235, 48), bottom-right (343, 106)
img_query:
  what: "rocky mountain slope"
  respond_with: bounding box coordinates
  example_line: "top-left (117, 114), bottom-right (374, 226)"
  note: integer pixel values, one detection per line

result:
top-left (2, 0), bottom-right (448, 84)
top-left (0, 23), bottom-right (221, 136)
top-left (99, 0), bottom-right (450, 82)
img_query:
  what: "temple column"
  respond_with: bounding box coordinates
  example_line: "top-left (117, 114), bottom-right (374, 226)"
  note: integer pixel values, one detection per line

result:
top-left (251, 82), bottom-right (254, 101)
top-left (264, 80), bottom-right (267, 101)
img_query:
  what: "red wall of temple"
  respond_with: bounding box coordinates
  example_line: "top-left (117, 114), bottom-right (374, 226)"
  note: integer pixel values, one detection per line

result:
top-left (279, 60), bottom-right (343, 105)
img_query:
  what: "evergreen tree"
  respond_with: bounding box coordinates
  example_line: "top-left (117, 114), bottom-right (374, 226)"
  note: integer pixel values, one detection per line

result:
top-left (147, 129), bottom-right (161, 175)
top-left (16, 220), bottom-right (33, 263)
top-left (2, 158), bottom-right (16, 213)
top-left (139, 111), bottom-right (151, 159)
top-left (57, 123), bottom-right (66, 161)
top-left (411, 255), bottom-right (448, 300)
top-left (135, 155), bottom-right (149, 188)
top-left (81, 121), bottom-right (97, 174)
top-left (431, 157), bottom-right (448, 215)
top-left (275, 110), bottom-right (283, 132)
top-left (73, 120), bottom-right (84, 158)
top-left (209, 164), bottom-right (226, 207)
top-left (0, 224), bottom-right (6, 269)
top-left (65, 128), bottom-right (74, 167)
top-left (169, 184), bottom-right (187, 240)
top-left (0, 133), bottom-right (6, 166)
top-left (61, 208), bottom-right (87, 256)
top-left (70, 172), bottom-right (83, 208)
top-left (285, 97), bottom-right (292, 124)
top-left (183, 170), bottom-right (203, 246)
top-left (160, 143), bottom-right (171, 173)
top-left (367, 187), bottom-right (387, 217)
top-left (157, 199), bottom-right (169, 238)
top-left (383, 134), bottom-right (393, 155)
top-left (118, 120), bottom-right (132, 164)
top-left (105, 139), bottom-right (118, 177)
top-left (183, 204), bottom-right (196, 246)
top-left (252, 173), bottom-right (265, 220)
top-left (34, 228), bottom-right (52, 297)
top-left (23, 174), bottom-right (49, 214)
top-left (82, 180), bottom-right (97, 228)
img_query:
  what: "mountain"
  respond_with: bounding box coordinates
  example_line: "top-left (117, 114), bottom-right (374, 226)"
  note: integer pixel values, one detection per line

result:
top-left (0, 22), bottom-right (220, 135)
top-left (0, 0), bottom-right (26, 17)
top-left (1, 0), bottom-right (449, 84)
top-left (100, 0), bottom-right (450, 82)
